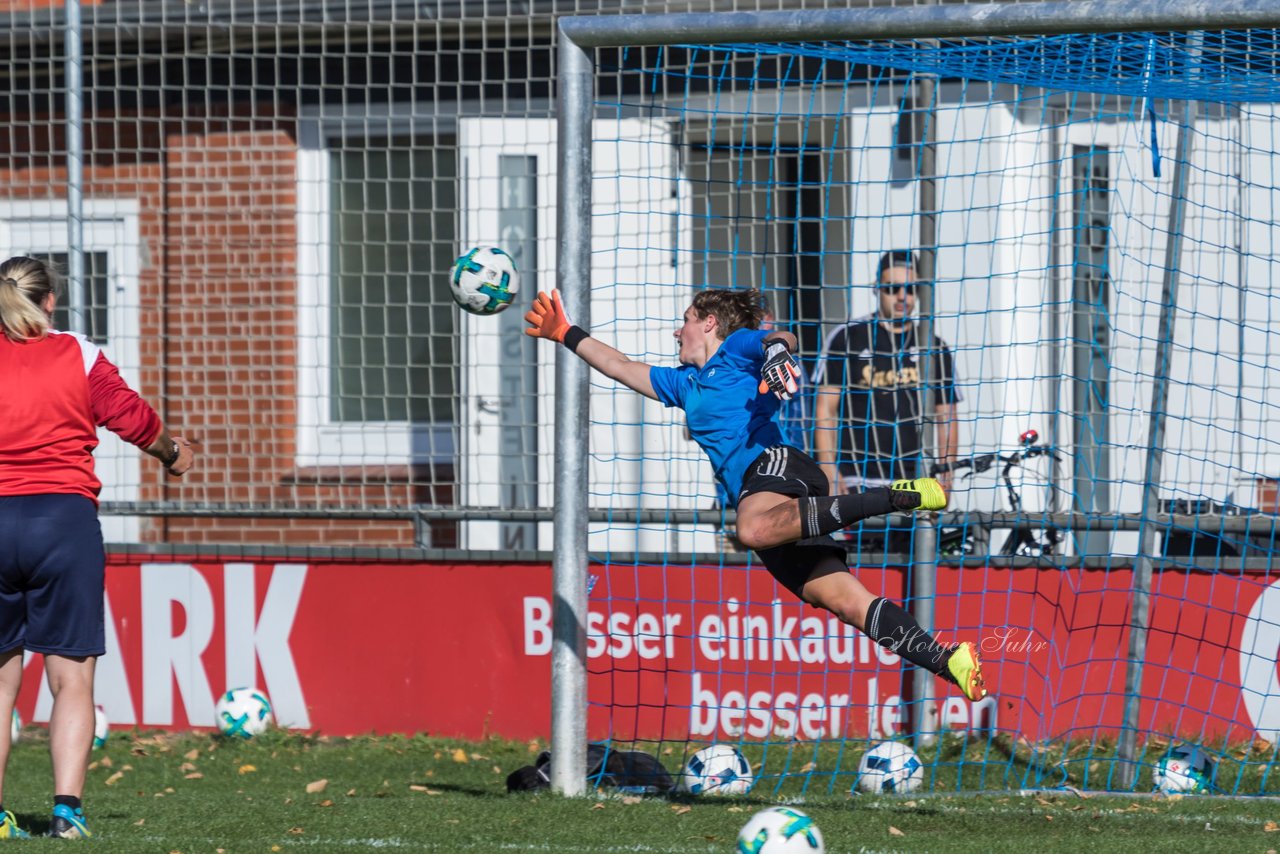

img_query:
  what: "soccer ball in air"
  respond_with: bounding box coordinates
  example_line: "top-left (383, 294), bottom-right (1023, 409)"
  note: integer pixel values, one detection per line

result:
top-left (1153, 744), bottom-right (1215, 793)
top-left (9, 710), bottom-right (19, 744)
top-left (737, 807), bottom-right (825, 854)
top-left (675, 743), bottom-right (753, 795)
top-left (449, 246), bottom-right (519, 315)
top-left (93, 705), bottom-right (109, 748)
top-left (856, 741), bottom-right (923, 794)
top-left (215, 688), bottom-right (274, 739)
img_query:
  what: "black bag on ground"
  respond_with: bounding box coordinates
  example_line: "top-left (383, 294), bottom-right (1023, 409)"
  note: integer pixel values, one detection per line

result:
top-left (506, 743), bottom-right (674, 793)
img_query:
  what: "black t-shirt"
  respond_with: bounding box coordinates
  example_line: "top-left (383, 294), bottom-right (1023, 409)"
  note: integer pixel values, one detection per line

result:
top-left (815, 315), bottom-right (960, 482)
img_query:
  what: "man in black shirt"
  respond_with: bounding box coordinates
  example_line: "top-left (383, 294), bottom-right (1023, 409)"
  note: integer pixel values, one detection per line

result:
top-left (814, 250), bottom-right (960, 500)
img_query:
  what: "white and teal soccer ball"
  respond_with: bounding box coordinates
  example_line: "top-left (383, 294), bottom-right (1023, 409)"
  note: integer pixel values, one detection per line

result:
top-left (9, 710), bottom-right (19, 744)
top-left (737, 807), bottom-right (825, 854)
top-left (676, 743), bottom-right (753, 796)
top-left (92, 705), bottom-right (109, 748)
top-left (1153, 744), bottom-right (1214, 794)
top-left (856, 741), bottom-right (924, 794)
top-left (449, 246), bottom-right (519, 315)
top-left (215, 688), bottom-right (273, 739)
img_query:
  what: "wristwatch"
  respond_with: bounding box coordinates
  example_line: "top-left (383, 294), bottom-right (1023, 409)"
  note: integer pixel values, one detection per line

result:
top-left (161, 440), bottom-right (180, 468)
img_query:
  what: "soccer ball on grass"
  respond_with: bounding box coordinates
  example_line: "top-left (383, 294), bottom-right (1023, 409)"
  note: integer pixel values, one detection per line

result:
top-left (1153, 744), bottom-right (1214, 793)
top-left (737, 806), bottom-right (825, 854)
top-left (449, 246), bottom-right (519, 315)
top-left (215, 688), bottom-right (274, 739)
top-left (675, 743), bottom-right (753, 795)
top-left (855, 741), bottom-right (923, 794)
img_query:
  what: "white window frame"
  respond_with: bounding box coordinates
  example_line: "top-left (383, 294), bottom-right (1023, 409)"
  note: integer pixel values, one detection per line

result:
top-left (295, 146), bottom-right (453, 468)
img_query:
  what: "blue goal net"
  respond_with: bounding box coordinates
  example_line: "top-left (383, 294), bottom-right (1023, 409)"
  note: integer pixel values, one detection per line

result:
top-left (573, 27), bottom-right (1280, 796)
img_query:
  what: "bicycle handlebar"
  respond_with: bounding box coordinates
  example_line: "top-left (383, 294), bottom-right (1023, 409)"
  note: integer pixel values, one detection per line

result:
top-left (931, 444), bottom-right (1061, 478)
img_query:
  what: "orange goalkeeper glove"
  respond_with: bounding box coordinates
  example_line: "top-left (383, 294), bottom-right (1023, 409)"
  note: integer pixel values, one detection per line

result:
top-left (758, 340), bottom-right (801, 400)
top-left (524, 289), bottom-right (573, 343)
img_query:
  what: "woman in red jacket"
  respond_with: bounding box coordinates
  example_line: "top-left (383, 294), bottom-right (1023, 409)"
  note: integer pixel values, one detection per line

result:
top-left (0, 256), bottom-right (195, 838)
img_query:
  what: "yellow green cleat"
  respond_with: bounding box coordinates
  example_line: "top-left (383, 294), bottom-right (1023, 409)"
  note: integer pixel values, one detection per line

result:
top-left (889, 477), bottom-right (949, 511)
top-left (945, 641), bottom-right (988, 701)
top-left (0, 810), bottom-right (29, 839)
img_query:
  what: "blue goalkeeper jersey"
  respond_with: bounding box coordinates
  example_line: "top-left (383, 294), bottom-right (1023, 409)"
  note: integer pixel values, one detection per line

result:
top-left (649, 328), bottom-right (786, 507)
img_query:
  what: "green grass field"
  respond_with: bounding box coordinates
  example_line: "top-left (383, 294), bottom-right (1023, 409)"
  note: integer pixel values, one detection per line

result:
top-left (2, 728), bottom-right (1277, 852)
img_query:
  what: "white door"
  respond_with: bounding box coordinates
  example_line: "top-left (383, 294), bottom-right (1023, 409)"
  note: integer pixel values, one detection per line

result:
top-left (458, 119), bottom-right (557, 551)
top-left (458, 118), bottom-right (707, 553)
top-left (0, 201), bottom-right (143, 543)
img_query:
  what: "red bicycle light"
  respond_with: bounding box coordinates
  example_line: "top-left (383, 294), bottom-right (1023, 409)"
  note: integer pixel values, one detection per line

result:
top-left (1019, 429), bottom-right (1039, 446)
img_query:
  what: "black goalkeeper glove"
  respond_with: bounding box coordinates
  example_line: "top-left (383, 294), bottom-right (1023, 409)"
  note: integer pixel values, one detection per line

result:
top-left (758, 341), bottom-right (801, 401)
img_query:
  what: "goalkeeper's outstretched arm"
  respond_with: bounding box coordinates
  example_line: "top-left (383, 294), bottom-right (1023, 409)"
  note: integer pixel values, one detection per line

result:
top-left (524, 289), bottom-right (658, 401)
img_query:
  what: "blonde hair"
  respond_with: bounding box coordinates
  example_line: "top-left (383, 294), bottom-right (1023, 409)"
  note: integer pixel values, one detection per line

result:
top-left (0, 256), bottom-right (60, 342)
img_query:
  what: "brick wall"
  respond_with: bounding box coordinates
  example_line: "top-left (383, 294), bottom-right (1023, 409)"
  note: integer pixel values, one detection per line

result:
top-left (0, 104), bottom-right (450, 548)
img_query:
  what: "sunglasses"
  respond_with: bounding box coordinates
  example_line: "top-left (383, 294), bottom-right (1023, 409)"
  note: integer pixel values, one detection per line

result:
top-left (878, 283), bottom-right (919, 295)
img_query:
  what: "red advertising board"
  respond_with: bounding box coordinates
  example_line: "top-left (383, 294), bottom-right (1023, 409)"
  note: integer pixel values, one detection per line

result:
top-left (13, 555), bottom-right (1278, 746)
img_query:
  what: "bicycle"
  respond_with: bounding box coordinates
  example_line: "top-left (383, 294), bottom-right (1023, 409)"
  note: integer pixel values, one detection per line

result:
top-left (932, 429), bottom-right (1066, 558)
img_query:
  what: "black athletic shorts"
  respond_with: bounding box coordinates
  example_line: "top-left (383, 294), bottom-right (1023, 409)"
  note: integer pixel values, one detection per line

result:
top-left (737, 446), bottom-right (848, 599)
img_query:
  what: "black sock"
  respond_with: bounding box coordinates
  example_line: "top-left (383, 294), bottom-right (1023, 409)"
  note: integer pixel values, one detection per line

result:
top-left (53, 795), bottom-right (80, 812)
top-left (798, 488), bottom-right (894, 539)
top-left (864, 597), bottom-right (955, 676)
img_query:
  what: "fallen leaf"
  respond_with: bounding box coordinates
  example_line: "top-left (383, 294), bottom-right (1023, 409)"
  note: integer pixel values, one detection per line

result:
top-left (179, 762), bottom-right (197, 773)
top-left (133, 819), bottom-right (145, 826)
top-left (184, 749), bottom-right (200, 760)
top-left (306, 779), bottom-right (328, 794)
top-left (904, 800), bottom-right (918, 808)
top-left (87, 761), bottom-right (99, 771)
top-left (1266, 821), bottom-right (1279, 833)
top-left (104, 771), bottom-right (125, 786)
top-left (800, 761), bottom-right (817, 773)
top-left (1045, 815), bottom-right (1054, 821)
top-left (288, 827), bottom-right (304, 836)
top-left (238, 764), bottom-right (257, 775)
top-left (671, 805), bottom-right (691, 815)
top-left (184, 772), bottom-right (203, 780)
top-left (345, 789), bottom-right (356, 797)
top-left (100, 756), bottom-right (114, 768)
top-left (591, 803), bottom-right (605, 810)
top-left (451, 748), bottom-right (469, 763)
top-left (131, 747), bottom-right (148, 756)
top-left (1036, 797), bottom-right (1054, 806)
top-left (621, 796), bottom-right (642, 805)
top-left (409, 785), bottom-right (430, 792)
top-left (889, 826), bottom-right (905, 837)
top-left (318, 799), bottom-right (334, 808)
top-left (727, 806), bottom-right (744, 813)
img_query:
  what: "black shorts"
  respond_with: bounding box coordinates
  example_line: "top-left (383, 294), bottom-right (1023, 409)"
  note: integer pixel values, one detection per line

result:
top-left (737, 446), bottom-right (848, 599)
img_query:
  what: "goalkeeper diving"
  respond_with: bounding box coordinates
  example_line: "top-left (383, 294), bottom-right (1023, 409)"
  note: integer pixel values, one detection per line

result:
top-left (524, 287), bottom-right (987, 701)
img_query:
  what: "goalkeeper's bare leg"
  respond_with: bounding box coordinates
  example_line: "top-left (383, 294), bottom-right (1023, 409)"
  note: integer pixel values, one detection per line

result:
top-left (738, 470), bottom-right (986, 702)
top-left (734, 477), bottom-right (947, 552)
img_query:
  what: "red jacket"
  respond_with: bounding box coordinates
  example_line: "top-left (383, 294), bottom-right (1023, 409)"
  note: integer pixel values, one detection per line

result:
top-left (0, 330), bottom-right (162, 502)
